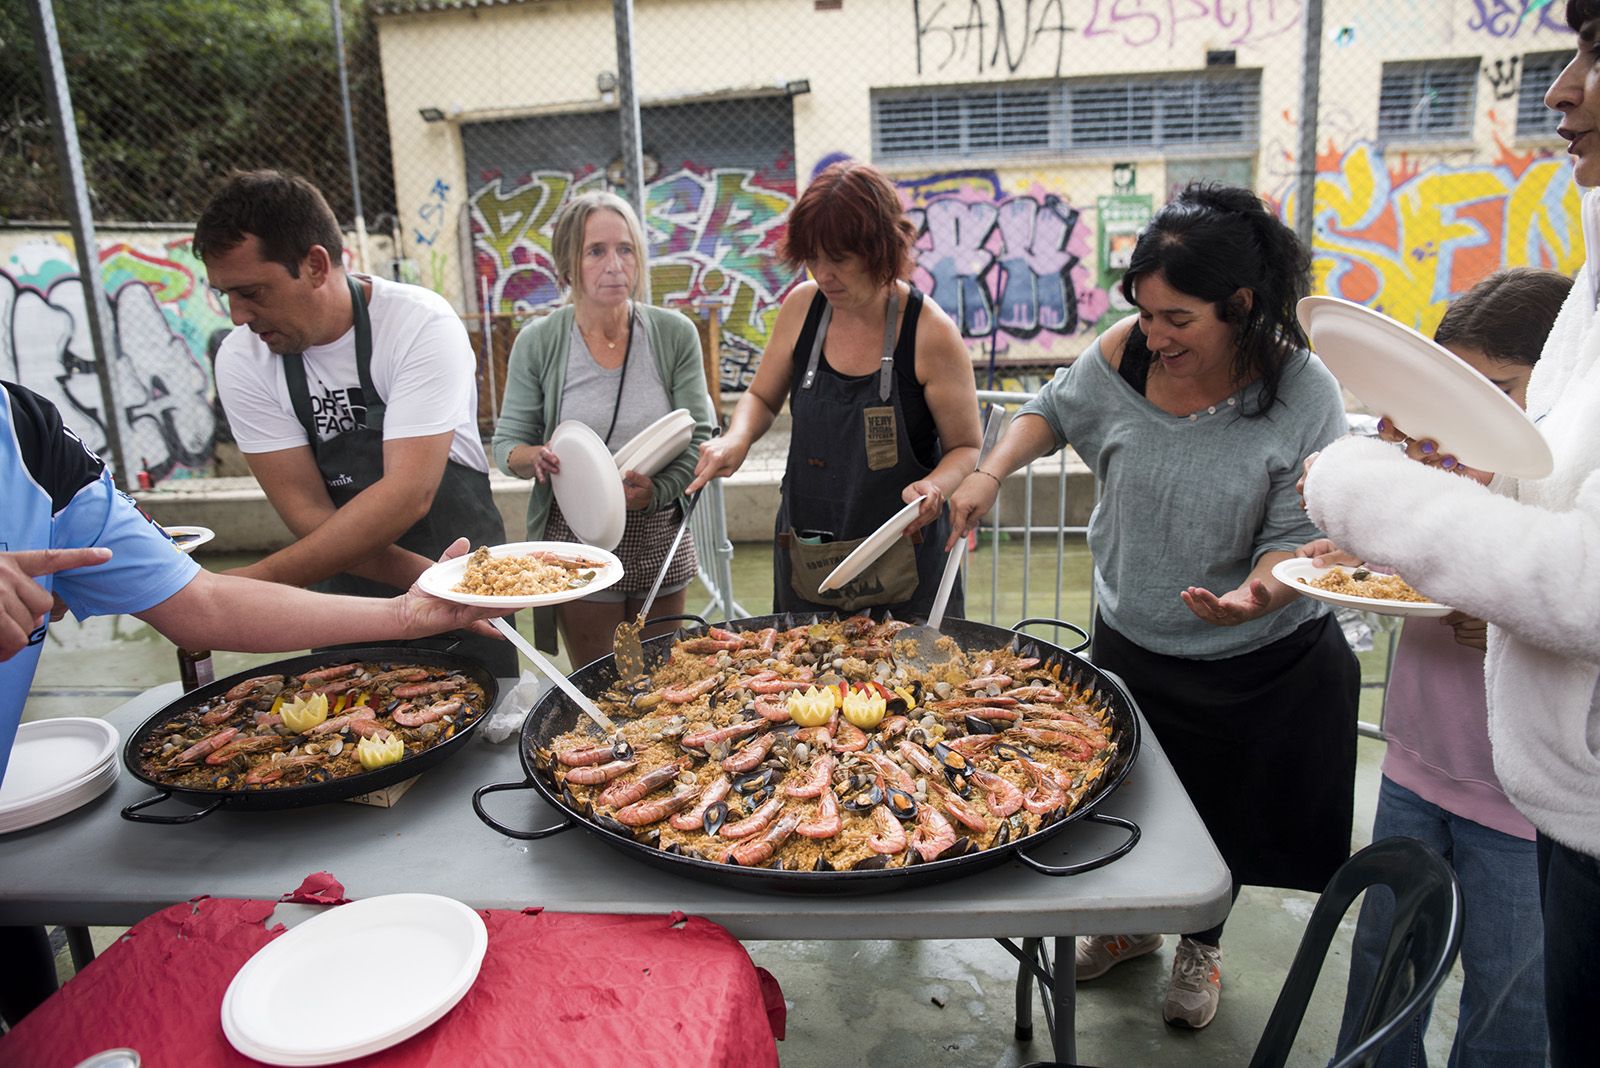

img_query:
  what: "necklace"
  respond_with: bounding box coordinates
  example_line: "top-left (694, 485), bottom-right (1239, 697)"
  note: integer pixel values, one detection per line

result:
top-left (580, 303), bottom-right (630, 351)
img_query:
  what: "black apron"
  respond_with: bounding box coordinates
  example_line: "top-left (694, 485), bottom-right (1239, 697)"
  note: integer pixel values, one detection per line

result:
top-left (772, 286), bottom-right (960, 621)
top-left (1091, 611), bottom-right (1359, 893)
top-left (282, 276), bottom-right (515, 677)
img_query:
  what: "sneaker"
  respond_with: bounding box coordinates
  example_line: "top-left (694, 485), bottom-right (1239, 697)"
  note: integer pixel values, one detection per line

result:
top-left (1162, 937), bottom-right (1222, 1029)
top-left (1074, 933), bottom-right (1163, 981)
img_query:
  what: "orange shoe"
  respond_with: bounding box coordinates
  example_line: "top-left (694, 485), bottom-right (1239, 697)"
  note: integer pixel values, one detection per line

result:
top-left (1073, 933), bottom-right (1163, 981)
top-left (1162, 936), bottom-right (1222, 1029)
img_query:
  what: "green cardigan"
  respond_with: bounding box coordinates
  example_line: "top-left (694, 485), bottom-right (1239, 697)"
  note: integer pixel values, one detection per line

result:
top-left (491, 303), bottom-right (716, 540)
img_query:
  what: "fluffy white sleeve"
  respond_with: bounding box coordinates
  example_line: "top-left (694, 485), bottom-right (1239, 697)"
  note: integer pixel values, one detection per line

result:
top-left (1304, 435), bottom-right (1600, 662)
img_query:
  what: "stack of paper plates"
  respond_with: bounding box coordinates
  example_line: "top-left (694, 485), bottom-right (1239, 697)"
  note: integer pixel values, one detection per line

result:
top-left (221, 894), bottom-right (487, 1065)
top-left (0, 718), bottom-right (120, 834)
top-left (613, 408), bottom-right (696, 478)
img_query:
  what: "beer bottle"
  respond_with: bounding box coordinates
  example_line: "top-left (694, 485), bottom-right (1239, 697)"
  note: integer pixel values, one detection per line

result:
top-left (177, 648), bottom-right (215, 692)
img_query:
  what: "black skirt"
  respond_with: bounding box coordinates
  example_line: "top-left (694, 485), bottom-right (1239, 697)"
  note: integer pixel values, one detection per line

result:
top-left (1092, 612), bottom-right (1359, 893)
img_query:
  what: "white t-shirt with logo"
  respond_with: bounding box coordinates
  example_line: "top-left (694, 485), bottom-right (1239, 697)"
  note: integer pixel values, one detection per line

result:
top-left (215, 274), bottom-right (489, 473)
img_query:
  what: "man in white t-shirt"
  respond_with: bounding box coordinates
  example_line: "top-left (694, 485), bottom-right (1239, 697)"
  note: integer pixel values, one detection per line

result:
top-left (197, 171), bottom-right (513, 673)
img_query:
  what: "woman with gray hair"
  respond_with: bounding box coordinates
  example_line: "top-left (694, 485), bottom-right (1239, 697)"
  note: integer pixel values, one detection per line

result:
top-left (493, 191), bottom-right (715, 667)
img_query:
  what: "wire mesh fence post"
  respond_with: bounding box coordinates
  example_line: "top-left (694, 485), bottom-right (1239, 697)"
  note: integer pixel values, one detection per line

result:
top-left (611, 0), bottom-right (648, 302)
top-left (331, 0), bottom-right (370, 273)
top-left (1295, 0), bottom-right (1325, 250)
top-left (24, 0), bottom-right (127, 488)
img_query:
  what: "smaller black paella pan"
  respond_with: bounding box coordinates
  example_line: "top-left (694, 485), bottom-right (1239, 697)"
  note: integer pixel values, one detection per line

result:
top-left (122, 647), bottom-right (498, 824)
top-left (475, 614), bottom-right (1140, 895)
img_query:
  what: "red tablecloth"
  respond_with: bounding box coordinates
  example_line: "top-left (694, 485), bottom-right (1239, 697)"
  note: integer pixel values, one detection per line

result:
top-left (2, 888), bottom-right (784, 1068)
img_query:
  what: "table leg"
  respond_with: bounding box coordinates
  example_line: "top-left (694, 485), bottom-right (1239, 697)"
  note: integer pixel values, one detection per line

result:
top-left (1052, 936), bottom-right (1076, 1064)
top-left (1014, 936), bottom-right (1040, 1041)
top-left (64, 926), bottom-right (96, 970)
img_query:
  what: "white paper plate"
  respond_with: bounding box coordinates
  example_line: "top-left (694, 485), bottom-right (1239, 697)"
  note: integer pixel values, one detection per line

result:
top-left (625, 421), bottom-right (695, 479)
top-left (415, 541), bottom-right (625, 609)
top-left (818, 494), bottom-right (929, 594)
top-left (1297, 296), bottom-right (1553, 479)
top-left (613, 408), bottom-right (692, 473)
top-left (1273, 558), bottom-right (1453, 619)
top-left (221, 894), bottom-right (487, 1066)
top-left (160, 525), bottom-right (215, 554)
top-left (0, 759), bottom-right (118, 835)
top-left (548, 420), bottom-right (627, 550)
top-left (0, 718), bottom-right (119, 820)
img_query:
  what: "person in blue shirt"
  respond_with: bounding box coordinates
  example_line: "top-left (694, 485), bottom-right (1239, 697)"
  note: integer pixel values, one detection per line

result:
top-left (0, 379), bottom-right (502, 1024)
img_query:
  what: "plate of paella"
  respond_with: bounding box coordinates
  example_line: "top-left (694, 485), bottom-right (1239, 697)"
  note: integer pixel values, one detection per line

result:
top-left (415, 541), bottom-right (625, 609)
top-left (1274, 558), bottom-right (1452, 618)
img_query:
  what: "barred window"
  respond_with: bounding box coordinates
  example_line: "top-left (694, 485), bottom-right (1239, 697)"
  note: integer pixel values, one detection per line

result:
top-left (1378, 59), bottom-right (1479, 141)
top-left (872, 70), bottom-right (1259, 161)
top-left (1518, 51), bottom-right (1569, 138)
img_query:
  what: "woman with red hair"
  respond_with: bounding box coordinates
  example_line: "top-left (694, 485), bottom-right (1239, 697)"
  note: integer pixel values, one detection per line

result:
top-left (690, 161), bottom-right (980, 619)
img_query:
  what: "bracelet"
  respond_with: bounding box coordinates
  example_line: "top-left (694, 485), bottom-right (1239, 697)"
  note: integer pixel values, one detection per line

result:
top-left (974, 469), bottom-right (1002, 487)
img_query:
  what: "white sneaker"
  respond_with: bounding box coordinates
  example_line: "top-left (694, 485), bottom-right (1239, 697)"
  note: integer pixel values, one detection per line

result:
top-left (1162, 937), bottom-right (1222, 1029)
top-left (1074, 933), bottom-right (1163, 981)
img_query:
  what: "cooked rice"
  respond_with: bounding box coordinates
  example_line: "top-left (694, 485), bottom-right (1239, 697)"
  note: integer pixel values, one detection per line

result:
top-left (454, 545), bottom-right (592, 597)
top-left (1304, 568), bottom-right (1431, 603)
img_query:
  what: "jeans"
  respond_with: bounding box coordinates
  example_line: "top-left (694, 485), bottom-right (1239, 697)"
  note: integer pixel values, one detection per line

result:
top-left (1337, 777), bottom-right (1546, 1068)
top-left (1536, 832), bottom-right (1600, 1068)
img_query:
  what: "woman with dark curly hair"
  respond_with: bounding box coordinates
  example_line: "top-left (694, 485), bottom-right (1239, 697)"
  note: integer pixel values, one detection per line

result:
top-left (949, 183), bottom-right (1359, 1030)
top-left (689, 161), bottom-right (981, 620)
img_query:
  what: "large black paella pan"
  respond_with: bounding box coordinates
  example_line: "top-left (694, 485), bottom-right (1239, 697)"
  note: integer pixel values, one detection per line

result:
top-left (122, 646), bottom-right (498, 824)
top-left (475, 614), bottom-right (1140, 894)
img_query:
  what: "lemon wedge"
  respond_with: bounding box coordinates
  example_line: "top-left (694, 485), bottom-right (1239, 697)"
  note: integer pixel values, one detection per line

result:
top-left (356, 731), bottom-right (405, 771)
top-left (280, 692), bottom-right (329, 734)
top-left (786, 686), bottom-right (834, 727)
top-left (841, 686), bottom-right (887, 729)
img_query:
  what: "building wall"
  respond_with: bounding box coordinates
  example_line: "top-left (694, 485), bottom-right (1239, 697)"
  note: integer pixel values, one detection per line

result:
top-left (376, 0), bottom-right (1582, 391)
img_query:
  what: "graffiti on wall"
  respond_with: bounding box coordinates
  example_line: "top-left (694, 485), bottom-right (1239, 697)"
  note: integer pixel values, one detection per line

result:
top-left (1286, 139), bottom-right (1582, 334)
top-left (898, 169), bottom-right (1110, 354)
top-left (2, 238), bottom-right (226, 480)
top-left (1466, 0), bottom-right (1569, 38)
top-left (468, 165), bottom-right (799, 391)
top-left (912, 0), bottom-right (1303, 76)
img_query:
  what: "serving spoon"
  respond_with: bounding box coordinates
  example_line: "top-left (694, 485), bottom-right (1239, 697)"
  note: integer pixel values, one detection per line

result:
top-left (612, 487), bottom-right (705, 685)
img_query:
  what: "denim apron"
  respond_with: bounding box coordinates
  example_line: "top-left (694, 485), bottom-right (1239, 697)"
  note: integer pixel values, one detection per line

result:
top-left (773, 286), bottom-right (960, 621)
top-left (282, 276), bottom-right (515, 676)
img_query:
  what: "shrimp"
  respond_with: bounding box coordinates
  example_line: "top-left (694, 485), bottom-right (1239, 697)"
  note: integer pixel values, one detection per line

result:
top-left (556, 743), bottom-right (624, 767)
top-left (867, 805), bottom-right (908, 854)
top-left (909, 805), bottom-right (957, 862)
top-left (726, 813), bottom-right (799, 866)
top-left (751, 695), bottom-right (792, 723)
top-left (661, 673), bottom-right (725, 704)
top-left (670, 775), bottom-right (732, 831)
top-left (167, 728), bottom-right (239, 768)
top-left (795, 789), bottom-right (841, 840)
top-left (721, 733), bottom-right (777, 773)
top-left (929, 780), bottom-right (989, 834)
top-left (680, 721), bottom-right (762, 751)
top-left (969, 766), bottom-right (1024, 817)
top-left (307, 707), bottom-right (378, 736)
top-left (615, 785), bottom-right (701, 827)
top-left (1017, 758), bottom-right (1067, 815)
top-left (782, 754), bottom-right (834, 799)
top-left (596, 758), bottom-right (691, 809)
top-left (1009, 726), bottom-right (1095, 762)
top-left (718, 795), bottom-right (785, 840)
top-left (392, 676), bottom-right (467, 699)
top-left (224, 675), bottom-right (283, 702)
top-left (832, 719), bottom-right (869, 753)
top-left (204, 734), bottom-right (282, 765)
top-left (564, 759), bottom-right (638, 785)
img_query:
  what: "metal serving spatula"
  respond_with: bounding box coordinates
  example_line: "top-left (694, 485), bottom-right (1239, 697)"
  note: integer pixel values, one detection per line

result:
top-left (897, 403), bottom-right (1007, 670)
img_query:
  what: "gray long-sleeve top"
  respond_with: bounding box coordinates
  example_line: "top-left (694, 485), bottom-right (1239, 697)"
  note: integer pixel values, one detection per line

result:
top-left (1019, 340), bottom-right (1346, 659)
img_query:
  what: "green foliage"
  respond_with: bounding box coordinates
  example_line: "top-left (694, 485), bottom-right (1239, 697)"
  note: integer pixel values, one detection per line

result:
top-left (0, 0), bottom-right (395, 224)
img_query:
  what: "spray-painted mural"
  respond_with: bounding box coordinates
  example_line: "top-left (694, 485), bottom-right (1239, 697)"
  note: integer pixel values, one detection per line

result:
top-left (1286, 139), bottom-right (1583, 335)
top-left (2, 237), bottom-right (228, 481)
top-left (468, 166), bottom-right (799, 392)
top-left (898, 169), bottom-right (1110, 356)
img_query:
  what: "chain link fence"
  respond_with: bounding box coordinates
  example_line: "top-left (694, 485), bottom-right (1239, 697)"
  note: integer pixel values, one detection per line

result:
top-left (0, 0), bottom-right (1582, 485)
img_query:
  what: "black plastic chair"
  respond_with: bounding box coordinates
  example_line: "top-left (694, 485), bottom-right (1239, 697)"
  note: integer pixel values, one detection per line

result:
top-left (1020, 836), bottom-right (1464, 1068)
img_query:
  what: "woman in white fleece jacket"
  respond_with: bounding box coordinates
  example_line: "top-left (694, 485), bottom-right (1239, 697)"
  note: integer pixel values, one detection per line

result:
top-left (1304, 6), bottom-right (1600, 1061)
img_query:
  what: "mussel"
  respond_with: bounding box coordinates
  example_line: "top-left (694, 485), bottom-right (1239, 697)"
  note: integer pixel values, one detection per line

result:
top-left (842, 782), bottom-right (884, 813)
top-left (702, 800), bottom-right (729, 836)
top-left (964, 714), bottom-right (1000, 735)
top-left (732, 766), bottom-right (779, 794)
top-left (992, 742), bottom-right (1031, 763)
top-left (851, 854), bottom-right (891, 871)
top-left (884, 785), bottom-right (918, 820)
